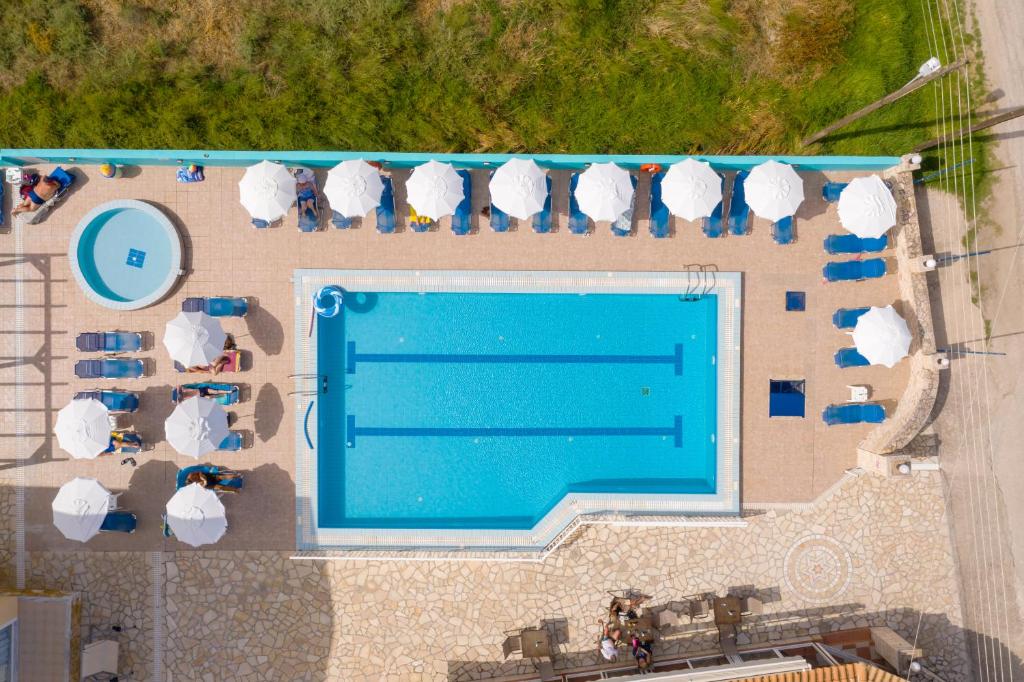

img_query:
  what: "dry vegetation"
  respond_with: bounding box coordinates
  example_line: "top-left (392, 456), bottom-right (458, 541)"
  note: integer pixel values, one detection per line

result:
top-left (0, 0), bottom-right (970, 157)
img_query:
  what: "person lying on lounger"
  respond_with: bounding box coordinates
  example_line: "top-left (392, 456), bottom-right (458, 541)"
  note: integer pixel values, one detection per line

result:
top-left (186, 354), bottom-right (230, 375)
top-left (295, 168), bottom-right (318, 224)
top-left (106, 431), bottom-right (142, 452)
top-left (175, 384), bottom-right (231, 401)
top-left (632, 636), bottom-right (653, 673)
top-left (11, 174), bottom-right (62, 215)
top-left (185, 469), bottom-right (241, 493)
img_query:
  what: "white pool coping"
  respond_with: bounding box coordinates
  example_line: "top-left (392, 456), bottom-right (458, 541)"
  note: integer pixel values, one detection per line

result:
top-left (68, 199), bottom-right (183, 310)
top-left (293, 269), bottom-right (742, 553)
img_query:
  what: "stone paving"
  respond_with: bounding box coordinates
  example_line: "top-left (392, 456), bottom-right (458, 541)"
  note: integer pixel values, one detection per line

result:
top-left (3, 470), bottom-right (969, 680)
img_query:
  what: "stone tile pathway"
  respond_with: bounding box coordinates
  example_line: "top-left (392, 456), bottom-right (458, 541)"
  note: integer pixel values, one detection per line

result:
top-left (5, 470), bottom-right (971, 681)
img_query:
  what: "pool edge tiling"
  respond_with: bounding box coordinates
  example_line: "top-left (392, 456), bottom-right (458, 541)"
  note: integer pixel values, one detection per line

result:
top-left (294, 270), bottom-right (742, 552)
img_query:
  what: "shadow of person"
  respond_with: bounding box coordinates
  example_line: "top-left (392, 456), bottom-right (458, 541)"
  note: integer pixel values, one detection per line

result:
top-left (245, 299), bottom-right (285, 355)
top-left (255, 383), bottom-right (284, 443)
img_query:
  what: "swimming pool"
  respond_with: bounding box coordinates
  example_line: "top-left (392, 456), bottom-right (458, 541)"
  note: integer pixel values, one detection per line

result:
top-left (69, 199), bottom-right (182, 310)
top-left (295, 270), bottom-right (741, 552)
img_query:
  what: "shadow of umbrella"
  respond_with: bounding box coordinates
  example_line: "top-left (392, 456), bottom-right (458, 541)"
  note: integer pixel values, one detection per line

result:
top-left (244, 300), bottom-right (285, 356)
top-left (255, 383), bottom-right (284, 443)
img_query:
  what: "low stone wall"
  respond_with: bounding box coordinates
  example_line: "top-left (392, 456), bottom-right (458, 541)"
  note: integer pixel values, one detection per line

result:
top-left (859, 156), bottom-right (943, 464)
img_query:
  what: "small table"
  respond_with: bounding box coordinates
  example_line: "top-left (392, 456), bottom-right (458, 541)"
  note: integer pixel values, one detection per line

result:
top-left (520, 628), bottom-right (551, 659)
top-left (713, 596), bottom-right (742, 626)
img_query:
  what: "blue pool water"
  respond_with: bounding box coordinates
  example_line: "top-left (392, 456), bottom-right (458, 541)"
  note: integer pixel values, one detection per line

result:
top-left (70, 200), bottom-right (181, 309)
top-left (316, 291), bottom-right (719, 530)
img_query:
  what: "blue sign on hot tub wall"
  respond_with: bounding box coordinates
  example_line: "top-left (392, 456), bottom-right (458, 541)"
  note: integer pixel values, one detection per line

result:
top-left (126, 248), bottom-right (146, 268)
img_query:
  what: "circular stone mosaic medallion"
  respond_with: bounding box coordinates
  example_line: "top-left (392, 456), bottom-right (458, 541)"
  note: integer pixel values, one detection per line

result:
top-left (783, 535), bottom-right (853, 603)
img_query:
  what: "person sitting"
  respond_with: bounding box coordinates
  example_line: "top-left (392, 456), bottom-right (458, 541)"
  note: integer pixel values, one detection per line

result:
top-left (598, 619), bottom-right (621, 662)
top-left (12, 174), bottom-right (62, 215)
top-left (632, 636), bottom-right (653, 673)
top-left (185, 469), bottom-right (242, 494)
top-left (295, 168), bottom-right (318, 224)
top-left (608, 595), bottom-right (648, 624)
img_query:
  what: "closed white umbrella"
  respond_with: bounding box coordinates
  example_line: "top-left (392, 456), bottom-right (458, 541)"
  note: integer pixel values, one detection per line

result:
top-left (852, 305), bottom-right (912, 368)
top-left (745, 160), bottom-right (804, 222)
top-left (166, 483), bottom-right (227, 547)
top-left (838, 175), bottom-right (897, 238)
top-left (52, 477), bottom-right (111, 542)
top-left (324, 160), bottom-right (385, 218)
top-left (163, 312), bottom-right (226, 367)
top-left (238, 161), bottom-right (297, 222)
top-left (488, 158), bottom-right (547, 220)
top-left (406, 160), bottom-right (464, 220)
top-left (164, 396), bottom-right (230, 458)
top-left (54, 398), bottom-right (111, 460)
top-left (575, 163), bottom-right (634, 222)
top-left (661, 159), bottom-right (723, 221)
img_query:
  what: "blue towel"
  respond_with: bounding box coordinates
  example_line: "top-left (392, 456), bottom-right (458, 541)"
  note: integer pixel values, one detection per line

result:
top-left (176, 166), bottom-right (205, 183)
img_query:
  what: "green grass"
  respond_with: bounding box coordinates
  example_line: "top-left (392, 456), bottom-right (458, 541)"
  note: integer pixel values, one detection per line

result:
top-left (0, 0), bottom-right (984, 160)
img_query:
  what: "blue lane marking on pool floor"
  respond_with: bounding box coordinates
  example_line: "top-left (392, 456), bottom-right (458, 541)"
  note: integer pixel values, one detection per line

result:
top-left (346, 414), bottom-right (683, 448)
top-left (346, 341), bottom-right (683, 376)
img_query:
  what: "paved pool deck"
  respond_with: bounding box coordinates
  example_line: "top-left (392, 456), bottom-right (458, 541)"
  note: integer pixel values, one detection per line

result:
top-left (1, 163), bottom-right (908, 554)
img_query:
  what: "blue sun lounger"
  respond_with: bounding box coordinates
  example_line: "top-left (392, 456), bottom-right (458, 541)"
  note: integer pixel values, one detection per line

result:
top-left (487, 171), bottom-right (511, 233)
top-left (822, 403), bottom-right (885, 425)
top-left (182, 296), bottom-right (248, 317)
top-left (824, 234), bottom-right (888, 255)
top-left (772, 215), bottom-right (795, 245)
top-left (219, 432), bottom-right (244, 451)
top-left (251, 218), bottom-right (270, 228)
top-left (822, 182), bottom-right (849, 203)
top-left (331, 211), bottom-right (353, 229)
top-left (835, 347), bottom-right (871, 368)
top-left (76, 332), bottom-right (143, 353)
top-left (376, 176), bottom-right (396, 234)
top-left (99, 510), bottom-right (137, 533)
top-left (22, 167), bottom-right (75, 225)
top-left (297, 179), bottom-right (322, 232)
top-left (452, 170), bottom-right (473, 235)
top-left (172, 383), bottom-right (240, 406)
top-left (611, 175), bottom-right (638, 236)
top-left (532, 177), bottom-right (553, 234)
top-left (176, 464), bottom-right (244, 491)
top-left (649, 172), bottom-right (670, 238)
top-left (568, 173), bottom-right (589, 235)
top-left (832, 307), bottom-right (871, 330)
top-left (75, 359), bottom-right (144, 380)
top-left (74, 390), bottom-right (139, 412)
top-left (823, 258), bottom-right (887, 282)
top-left (703, 173), bottom-right (727, 238)
top-left (727, 170), bottom-right (749, 236)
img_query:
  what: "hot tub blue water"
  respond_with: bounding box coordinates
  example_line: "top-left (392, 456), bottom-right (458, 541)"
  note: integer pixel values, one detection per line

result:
top-left (69, 200), bottom-right (182, 310)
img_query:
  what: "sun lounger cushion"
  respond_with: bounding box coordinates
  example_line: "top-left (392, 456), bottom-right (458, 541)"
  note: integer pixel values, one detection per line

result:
top-left (376, 176), bottom-right (396, 234)
top-left (532, 177), bottom-right (553, 234)
top-left (832, 307), bottom-right (871, 329)
top-left (568, 173), bottom-right (589, 235)
top-left (649, 172), bottom-right (670, 238)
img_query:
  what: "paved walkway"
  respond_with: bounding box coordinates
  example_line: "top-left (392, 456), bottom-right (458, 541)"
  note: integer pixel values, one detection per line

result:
top-left (4, 470), bottom-right (970, 681)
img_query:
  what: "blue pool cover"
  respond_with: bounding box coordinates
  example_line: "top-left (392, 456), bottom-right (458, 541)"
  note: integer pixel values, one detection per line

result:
top-left (315, 291), bottom-right (719, 530)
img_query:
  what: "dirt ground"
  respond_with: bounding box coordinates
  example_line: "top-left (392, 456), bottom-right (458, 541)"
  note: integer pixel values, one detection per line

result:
top-left (925, 0), bottom-right (1024, 678)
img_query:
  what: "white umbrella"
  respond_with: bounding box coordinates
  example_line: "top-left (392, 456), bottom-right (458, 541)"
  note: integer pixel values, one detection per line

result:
top-left (163, 312), bottom-right (226, 367)
top-left (54, 398), bottom-right (111, 460)
top-left (661, 159), bottom-right (723, 221)
top-left (52, 477), bottom-right (111, 542)
top-left (575, 163), bottom-right (634, 222)
top-left (324, 160), bottom-right (385, 218)
top-left (745, 160), bottom-right (804, 222)
top-left (852, 305), bottom-right (912, 368)
top-left (166, 483), bottom-right (227, 547)
top-left (405, 160), bottom-right (464, 220)
top-left (238, 161), bottom-right (297, 222)
top-left (488, 158), bottom-right (547, 220)
top-left (164, 396), bottom-right (230, 458)
top-left (838, 175), bottom-right (897, 238)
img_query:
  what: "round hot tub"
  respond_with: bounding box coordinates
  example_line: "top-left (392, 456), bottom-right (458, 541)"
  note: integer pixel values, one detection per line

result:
top-left (69, 200), bottom-right (183, 310)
